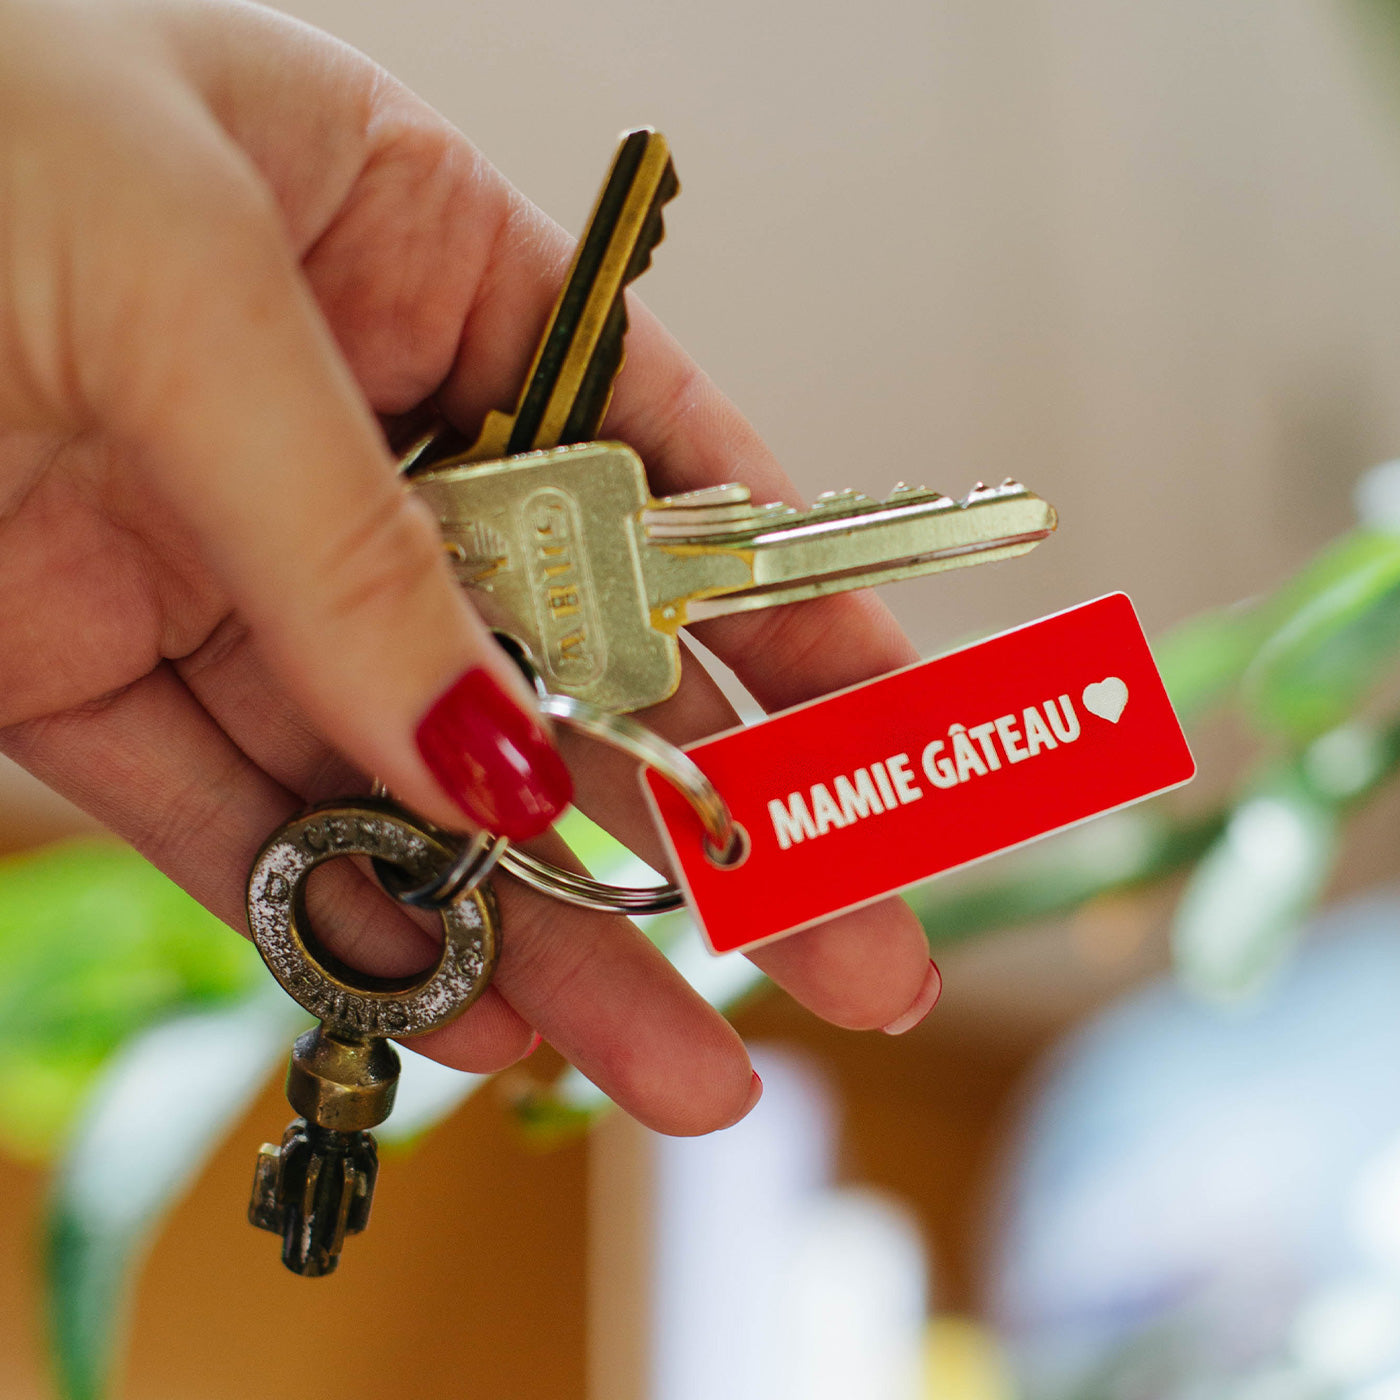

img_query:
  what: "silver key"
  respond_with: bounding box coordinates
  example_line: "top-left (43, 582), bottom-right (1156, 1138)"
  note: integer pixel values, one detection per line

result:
top-left (411, 442), bottom-right (1056, 712)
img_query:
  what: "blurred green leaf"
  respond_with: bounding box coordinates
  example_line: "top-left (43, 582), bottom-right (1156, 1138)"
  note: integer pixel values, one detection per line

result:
top-left (1171, 773), bottom-right (1339, 1001)
top-left (908, 810), bottom-right (1224, 946)
top-left (1153, 603), bottom-right (1271, 722)
top-left (0, 842), bottom-right (263, 1161)
top-left (46, 989), bottom-right (300, 1400)
top-left (511, 1080), bottom-right (601, 1146)
top-left (1117, 529), bottom-right (1400, 738)
top-left (1242, 531), bottom-right (1400, 741)
top-left (1352, 1), bottom-right (1400, 90)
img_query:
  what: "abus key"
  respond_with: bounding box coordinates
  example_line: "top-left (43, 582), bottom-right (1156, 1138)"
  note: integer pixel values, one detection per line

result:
top-left (411, 443), bottom-right (1056, 713)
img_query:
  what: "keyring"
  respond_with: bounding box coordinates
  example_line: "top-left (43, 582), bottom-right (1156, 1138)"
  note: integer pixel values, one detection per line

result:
top-left (247, 797), bottom-right (501, 1035)
top-left (374, 825), bottom-right (507, 909)
top-left (369, 685), bottom-right (742, 916)
top-left (496, 694), bottom-right (743, 915)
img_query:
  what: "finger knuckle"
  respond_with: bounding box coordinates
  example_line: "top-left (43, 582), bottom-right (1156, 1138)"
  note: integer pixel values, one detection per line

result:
top-left (639, 357), bottom-right (712, 463)
top-left (316, 491), bottom-right (451, 632)
top-left (170, 157), bottom-right (287, 272)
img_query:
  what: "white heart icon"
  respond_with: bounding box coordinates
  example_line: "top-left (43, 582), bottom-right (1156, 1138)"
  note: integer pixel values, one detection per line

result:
top-left (1082, 677), bottom-right (1129, 723)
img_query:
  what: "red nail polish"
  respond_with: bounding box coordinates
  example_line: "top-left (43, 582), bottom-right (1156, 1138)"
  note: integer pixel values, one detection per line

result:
top-left (746, 1069), bottom-right (764, 1112)
top-left (416, 667), bottom-right (572, 840)
top-left (726, 1069), bottom-right (763, 1127)
top-left (524, 1031), bottom-right (543, 1059)
top-left (882, 959), bottom-right (942, 1035)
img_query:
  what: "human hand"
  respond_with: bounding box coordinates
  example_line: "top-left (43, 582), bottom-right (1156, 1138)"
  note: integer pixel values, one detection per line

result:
top-left (0, 0), bottom-right (940, 1134)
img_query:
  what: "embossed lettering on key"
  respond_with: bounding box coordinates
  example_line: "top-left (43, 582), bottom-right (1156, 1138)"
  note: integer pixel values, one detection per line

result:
top-left (413, 443), bottom-right (1057, 712)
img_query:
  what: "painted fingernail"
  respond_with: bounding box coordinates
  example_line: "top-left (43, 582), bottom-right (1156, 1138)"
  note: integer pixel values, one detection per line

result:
top-left (882, 959), bottom-right (942, 1035)
top-left (725, 1070), bottom-right (764, 1127)
top-left (524, 1031), bottom-right (543, 1059)
top-left (415, 667), bottom-right (572, 840)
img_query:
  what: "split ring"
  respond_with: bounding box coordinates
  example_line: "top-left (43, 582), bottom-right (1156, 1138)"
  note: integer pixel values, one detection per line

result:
top-left (495, 694), bottom-right (742, 915)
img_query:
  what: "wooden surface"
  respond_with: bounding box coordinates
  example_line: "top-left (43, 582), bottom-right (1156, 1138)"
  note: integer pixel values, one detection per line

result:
top-left (0, 1056), bottom-right (588, 1400)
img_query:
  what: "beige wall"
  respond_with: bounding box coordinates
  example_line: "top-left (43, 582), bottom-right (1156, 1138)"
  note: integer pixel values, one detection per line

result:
top-left (267, 0), bottom-right (1400, 652)
top-left (9, 0), bottom-right (1400, 815)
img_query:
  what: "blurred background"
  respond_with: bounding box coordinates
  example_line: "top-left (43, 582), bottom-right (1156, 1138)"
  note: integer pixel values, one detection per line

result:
top-left (8, 0), bottom-right (1400, 1396)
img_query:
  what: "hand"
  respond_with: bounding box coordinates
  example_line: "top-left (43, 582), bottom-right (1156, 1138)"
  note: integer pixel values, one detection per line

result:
top-left (0, 0), bottom-right (940, 1134)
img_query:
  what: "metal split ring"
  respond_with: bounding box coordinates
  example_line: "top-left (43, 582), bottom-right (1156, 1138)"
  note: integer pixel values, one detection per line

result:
top-left (499, 695), bottom-right (743, 915)
top-left (371, 692), bottom-right (741, 917)
top-left (374, 826), bottom-right (506, 909)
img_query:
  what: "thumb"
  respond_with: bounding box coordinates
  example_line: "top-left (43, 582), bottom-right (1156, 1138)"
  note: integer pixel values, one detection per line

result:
top-left (111, 176), bottom-right (571, 840)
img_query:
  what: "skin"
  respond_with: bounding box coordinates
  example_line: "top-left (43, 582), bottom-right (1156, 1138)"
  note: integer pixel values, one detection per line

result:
top-left (0, 0), bottom-right (933, 1135)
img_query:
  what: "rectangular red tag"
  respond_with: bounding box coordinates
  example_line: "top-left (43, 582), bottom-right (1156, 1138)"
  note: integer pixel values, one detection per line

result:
top-left (643, 593), bottom-right (1194, 954)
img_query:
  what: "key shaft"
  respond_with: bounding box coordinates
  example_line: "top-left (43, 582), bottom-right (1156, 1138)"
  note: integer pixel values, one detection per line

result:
top-left (642, 480), bottom-right (1056, 626)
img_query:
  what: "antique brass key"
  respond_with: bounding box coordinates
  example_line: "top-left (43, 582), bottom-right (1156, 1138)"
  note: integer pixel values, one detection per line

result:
top-left (401, 126), bottom-right (1057, 712)
top-left (245, 798), bottom-right (499, 1275)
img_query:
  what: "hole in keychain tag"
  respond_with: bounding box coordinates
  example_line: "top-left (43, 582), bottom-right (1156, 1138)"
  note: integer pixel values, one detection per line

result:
top-left (643, 593), bottom-right (1196, 955)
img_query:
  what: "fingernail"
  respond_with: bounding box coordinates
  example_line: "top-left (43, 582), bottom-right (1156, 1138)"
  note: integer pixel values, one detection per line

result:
top-left (416, 667), bottom-right (572, 840)
top-left (882, 959), bottom-right (942, 1035)
top-left (524, 1031), bottom-right (543, 1059)
top-left (725, 1070), bottom-right (763, 1127)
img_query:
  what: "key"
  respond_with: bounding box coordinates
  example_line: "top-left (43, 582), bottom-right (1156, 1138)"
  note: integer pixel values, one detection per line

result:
top-left (400, 128), bottom-right (1055, 712)
top-left (247, 1030), bottom-right (392, 1277)
top-left (244, 798), bottom-right (500, 1275)
top-left (404, 126), bottom-right (677, 475)
top-left (410, 442), bottom-right (1056, 713)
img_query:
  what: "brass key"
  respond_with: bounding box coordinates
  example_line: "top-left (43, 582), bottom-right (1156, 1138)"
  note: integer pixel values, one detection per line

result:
top-left (412, 443), bottom-right (1055, 712)
top-left (403, 128), bottom-right (1056, 712)
top-left (405, 127), bottom-right (677, 475)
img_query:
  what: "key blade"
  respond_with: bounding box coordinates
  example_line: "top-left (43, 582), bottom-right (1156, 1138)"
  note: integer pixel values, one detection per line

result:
top-left (644, 480), bottom-right (1057, 625)
top-left (470, 128), bottom-right (677, 462)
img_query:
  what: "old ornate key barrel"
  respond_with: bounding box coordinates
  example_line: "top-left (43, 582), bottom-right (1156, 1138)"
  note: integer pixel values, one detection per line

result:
top-left (245, 800), bottom-right (499, 1276)
top-left (243, 127), bottom-right (1058, 1275)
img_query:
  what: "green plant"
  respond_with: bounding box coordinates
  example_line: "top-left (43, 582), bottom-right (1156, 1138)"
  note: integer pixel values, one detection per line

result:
top-left (9, 462), bottom-right (1400, 1397)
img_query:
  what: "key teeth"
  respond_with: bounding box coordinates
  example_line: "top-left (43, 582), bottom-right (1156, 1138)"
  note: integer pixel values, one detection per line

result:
top-left (647, 483), bottom-right (752, 510)
top-left (625, 162), bottom-right (679, 283)
top-left (879, 485), bottom-right (956, 510)
top-left (248, 1145), bottom-right (283, 1232)
top-left (812, 488), bottom-right (873, 514)
top-left (883, 480), bottom-right (1032, 509)
top-left (248, 1118), bottom-right (381, 1276)
top-left (960, 479), bottom-right (1029, 507)
top-left (643, 485), bottom-right (802, 540)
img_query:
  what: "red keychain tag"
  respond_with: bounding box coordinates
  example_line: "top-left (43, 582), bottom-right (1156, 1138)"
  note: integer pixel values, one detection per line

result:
top-left (643, 593), bottom-right (1194, 954)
